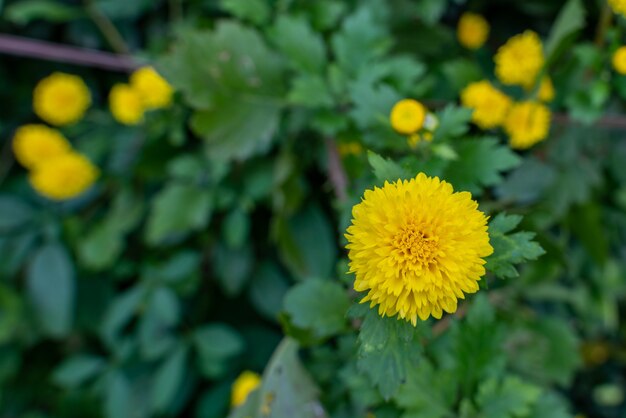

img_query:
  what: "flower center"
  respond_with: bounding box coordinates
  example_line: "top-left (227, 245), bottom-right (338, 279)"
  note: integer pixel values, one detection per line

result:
top-left (393, 224), bottom-right (439, 267)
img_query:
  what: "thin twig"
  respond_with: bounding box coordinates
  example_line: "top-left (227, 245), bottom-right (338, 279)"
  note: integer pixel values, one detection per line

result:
top-left (84, 0), bottom-right (130, 55)
top-left (0, 34), bottom-right (137, 71)
top-left (595, 2), bottom-right (613, 47)
top-left (325, 137), bottom-right (349, 202)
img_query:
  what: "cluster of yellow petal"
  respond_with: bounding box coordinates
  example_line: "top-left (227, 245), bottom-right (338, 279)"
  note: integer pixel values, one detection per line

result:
top-left (231, 371), bottom-right (261, 407)
top-left (609, 0), bottom-right (626, 16)
top-left (346, 173), bottom-right (493, 324)
top-left (390, 99), bottom-right (426, 135)
top-left (503, 101), bottom-right (551, 150)
top-left (612, 46), bottom-right (626, 75)
top-left (461, 80), bottom-right (512, 129)
top-left (457, 12), bottom-right (490, 50)
top-left (536, 76), bottom-right (555, 102)
top-left (12, 125), bottom-right (71, 169)
top-left (338, 141), bottom-right (364, 156)
top-left (29, 152), bottom-right (99, 200)
top-left (109, 66), bottom-right (174, 125)
top-left (33, 72), bottom-right (91, 126)
top-left (494, 31), bottom-right (544, 88)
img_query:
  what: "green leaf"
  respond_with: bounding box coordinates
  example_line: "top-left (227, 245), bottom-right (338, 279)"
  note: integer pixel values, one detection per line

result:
top-left (5, 0), bottom-right (81, 24)
top-left (486, 213), bottom-right (545, 279)
top-left (270, 15), bottom-right (326, 73)
top-left (220, 0), bottom-right (270, 25)
top-left (213, 242), bottom-right (254, 297)
top-left (160, 23), bottom-right (285, 160)
top-left (222, 208), bottom-right (250, 249)
top-left (348, 75), bottom-right (400, 129)
top-left (394, 359), bottom-right (455, 418)
top-left (368, 151), bottom-right (408, 182)
top-left (145, 183), bottom-right (212, 246)
top-left (52, 355), bottom-right (105, 389)
top-left (283, 279), bottom-right (350, 338)
top-left (495, 157), bottom-right (557, 204)
top-left (441, 58), bottom-right (482, 93)
top-left (356, 309), bottom-right (425, 400)
top-left (432, 105), bottom-right (473, 141)
top-left (229, 338), bottom-right (323, 418)
top-left (105, 371), bottom-right (132, 418)
top-left (443, 137), bottom-right (521, 195)
top-left (287, 74), bottom-right (334, 108)
top-left (248, 262), bottom-right (291, 321)
top-left (475, 376), bottom-right (541, 418)
top-left (0, 195), bottom-right (34, 232)
top-left (27, 243), bottom-right (75, 337)
top-left (101, 285), bottom-right (145, 347)
top-left (78, 221), bottom-right (124, 271)
top-left (530, 393), bottom-right (573, 418)
top-left (150, 345), bottom-right (188, 413)
top-left (193, 324), bottom-right (244, 378)
top-left (545, 0), bottom-right (586, 61)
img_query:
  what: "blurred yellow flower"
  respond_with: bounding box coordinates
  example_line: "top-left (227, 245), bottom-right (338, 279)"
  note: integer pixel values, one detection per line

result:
top-left (460, 80), bottom-right (512, 129)
top-left (408, 132), bottom-right (433, 149)
top-left (33, 72), bottom-right (91, 126)
top-left (29, 152), bottom-right (99, 200)
top-left (612, 46), bottom-right (626, 74)
top-left (457, 12), bottom-right (490, 50)
top-left (130, 66), bottom-right (174, 109)
top-left (495, 31), bottom-right (544, 88)
top-left (109, 83), bottom-right (145, 125)
top-left (346, 173), bottom-right (493, 324)
top-left (537, 76), bottom-right (555, 102)
top-left (231, 371), bottom-right (261, 408)
top-left (338, 141), bottom-right (364, 156)
top-left (12, 124), bottom-right (71, 169)
top-left (609, 0), bottom-right (626, 16)
top-left (504, 101), bottom-right (551, 150)
top-left (390, 99), bottom-right (426, 135)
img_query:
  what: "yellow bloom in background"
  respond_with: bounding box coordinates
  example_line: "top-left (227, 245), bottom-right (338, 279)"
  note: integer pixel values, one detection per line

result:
top-left (612, 46), bottom-right (626, 74)
top-left (338, 141), bottom-right (364, 156)
top-left (29, 152), bottom-right (99, 200)
top-left (457, 12), bottom-right (490, 50)
top-left (231, 371), bottom-right (261, 408)
top-left (609, 0), bottom-right (626, 16)
top-left (33, 72), bottom-right (91, 126)
top-left (408, 132), bottom-right (434, 149)
top-left (460, 80), bottom-right (512, 129)
top-left (504, 101), bottom-right (551, 150)
top-left (390, 99), bottom-right (426, 135)
top-left (494, 31), bottom-right (544, 88)
top-left (346, 173), bottom-right (493, 324)
top-left (12, 124), bottom-right (71, 169)
top-left (109, 83), bottom-right (145, 125)
top-left (130, 66), bottom-right (174, 109)
top-left (537, 76), bottom-right (555, 102)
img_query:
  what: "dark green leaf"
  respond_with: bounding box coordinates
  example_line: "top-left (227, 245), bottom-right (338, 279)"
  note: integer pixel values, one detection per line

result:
top-left (151, 345), bottom-right (188, 413)
top-left (545, 0), bottom-right (586, 61)
top-left (193, 324), bottom-right (245, 378)
top-left (0, 195), bottom-right (34, 232)
top-left (5, 0), bottom-right (81, 24)
top-left (221, 0), bottom-right (270, 25)
top-left (287, 74), bottom-right (334, 108)
top-left (475, 376), bottom-right (541, 418)
top-left (270, 15), bottom-right (326, 73)
top-left (249, 262), bottom-right (291, 321)
top-left (52, 355), bottom-right (105, 388)
top-left (368, 151), bottom-right (408, 182)
top-left (433, 105), bottom-right (473, 141)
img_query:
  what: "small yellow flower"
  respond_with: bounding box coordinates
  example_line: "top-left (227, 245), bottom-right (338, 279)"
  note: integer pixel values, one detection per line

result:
top-left (390, 99), bottom-right (426, 135)
top-left (536, 76), bottom-right (555, 102)
top-left (457, 12), bottom-right (490, 50)
top-left (460, 80), bottom-right (512, 129)
top-left (338, 141), bottom-right (364, 156)
top-left (408, 132), bottom-right (433, 149)
top-left (346, 173), bottom-right (493, 324)
top-left (109, 84), bottom-right (145, 125)
top-left (33, 73), bottom-right (91, 126)
top-left (494, 31), bottom-right (544, 88)
top-left (612, 46), bottom-right (626, 75)
top-left (609, 0), bottom-right (626, 16)
top-left (12, 124), bottom-right (71, 169)
top-left (130, 66), bottom-right (174, 109)
top-left (231, 371), bottom-right (261, 408)
top-left (29, 152), bottom-right (99, 200)
top-left (503, 101), bottom-right (551, 150)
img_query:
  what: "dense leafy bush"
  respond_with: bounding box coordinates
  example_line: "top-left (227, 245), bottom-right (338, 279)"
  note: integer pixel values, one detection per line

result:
top-left (1, 0), bottom-right (626, 417)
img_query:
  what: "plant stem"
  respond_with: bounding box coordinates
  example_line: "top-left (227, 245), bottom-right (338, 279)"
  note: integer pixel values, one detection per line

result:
top-left (595, 1), bottom-right (613, 47)
top-left (84, 0), bottom-right (130, 55)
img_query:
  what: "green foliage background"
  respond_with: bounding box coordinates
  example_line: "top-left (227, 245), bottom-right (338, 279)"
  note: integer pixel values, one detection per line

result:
top-left (1, 0), bottom-right (626, 417)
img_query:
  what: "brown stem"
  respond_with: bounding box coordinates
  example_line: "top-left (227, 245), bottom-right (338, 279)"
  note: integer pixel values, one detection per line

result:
top-left (595, 2), bottom-right (613, 47)
top-left (0, 34), bottom-right (137, 72)
top-left (325, 137), bottom-right (349, 202)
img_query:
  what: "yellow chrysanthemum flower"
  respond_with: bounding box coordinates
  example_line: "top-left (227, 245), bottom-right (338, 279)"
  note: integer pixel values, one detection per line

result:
top-left (29, 152), bottom-right (99, 200)
top-left (503, 101), bottom-right (551, 150)
top-left (12, 124), bottom-right (71, 169)
top-left (457, 12), bottom-right (490, 50)
top-left (390, 99), bottom-right (426, 135)
top-left (460, 80), bottom-right (512, 129)
top-left (231, 371), bottom-right (261, 407)
top-left (109, 83), bottom-right (145, 126)
top-left (130, 66), bottom-right (174, 109)
top-left (346, 173), bottom-right (493, 324)
top-left (494, 31), bottom-right (544, 88)
top-left (537, 76), bottom-right (555, 102)
top-left (612, 46), bottom-right (626, 75)
top-left (609, 0), bottom-right (626, 16)
top-left (33, 73), bottom-right (91, 126)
